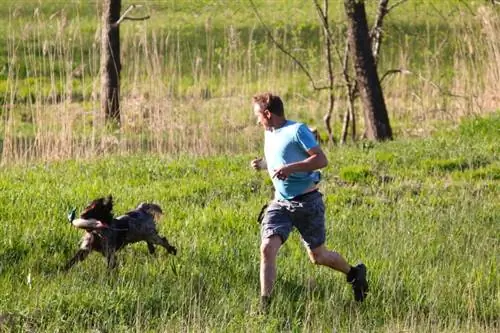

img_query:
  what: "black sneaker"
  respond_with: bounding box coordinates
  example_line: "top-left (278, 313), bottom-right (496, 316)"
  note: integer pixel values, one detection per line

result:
top-left (347, 263), bottom-right (369, 302)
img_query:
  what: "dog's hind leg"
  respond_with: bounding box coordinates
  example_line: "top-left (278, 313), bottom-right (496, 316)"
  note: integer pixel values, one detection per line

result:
top-left (147, 234), bottom-right (177, 255)
top-left (106, 249), bottom-right (118, 270)
top-left (64, 249), bottom-right (90, 270)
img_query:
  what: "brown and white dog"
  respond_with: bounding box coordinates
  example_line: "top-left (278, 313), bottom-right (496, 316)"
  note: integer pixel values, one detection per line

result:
top-left (64, 195), bottom-right (177, 270)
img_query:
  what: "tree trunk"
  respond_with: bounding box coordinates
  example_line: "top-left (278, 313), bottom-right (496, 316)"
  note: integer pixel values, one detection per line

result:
top-left (100, 0), bottom-right (121, 124)
top-left (344, 0), bottom-right (392, 141)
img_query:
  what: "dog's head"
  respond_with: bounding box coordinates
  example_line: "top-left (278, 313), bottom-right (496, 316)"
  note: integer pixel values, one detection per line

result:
top-left (137, 203), bottom-right (163, 221)
top-left (79, 195), bottom-right (114, 225)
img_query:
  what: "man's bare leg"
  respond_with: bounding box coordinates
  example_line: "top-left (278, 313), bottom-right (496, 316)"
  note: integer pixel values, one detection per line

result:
top-left (308, 244), bottom-right (369, 301)
top-left (260, 235), bottom-right (282, 310)
top-left (307, 244), bottom-right (351, 273)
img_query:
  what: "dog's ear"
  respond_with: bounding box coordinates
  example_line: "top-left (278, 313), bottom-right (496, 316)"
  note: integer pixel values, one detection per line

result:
top-left (152, 203), bottom-right (163, 215)
top-left (147, 203), bottom-right (163, 215)
top-left (104, 195), bottom-right (114, 209)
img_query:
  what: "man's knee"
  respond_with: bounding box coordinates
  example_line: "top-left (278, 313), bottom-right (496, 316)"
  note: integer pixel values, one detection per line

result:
top-left (308, 245), bottom-right (330, 265)
top-left (308, 251), bottom-right (323, 265)
top-left (260, 235), bottom-right (282, 260)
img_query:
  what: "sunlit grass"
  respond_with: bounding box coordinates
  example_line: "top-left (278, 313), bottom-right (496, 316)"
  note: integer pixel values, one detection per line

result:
top-left (0, 114), bottom-right (498, 332)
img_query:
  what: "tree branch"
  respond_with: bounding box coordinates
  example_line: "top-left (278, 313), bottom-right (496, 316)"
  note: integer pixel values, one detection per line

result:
top-left (114, 4), bottom-right (150, 27)
top-left (312, 0), bottom-right (344, 64)
top-left (379, 68), bottom-right (411, 83)
top-left (370, 0), bottom-right (408, 64)
top-left (370, 0), bottom-right (388, 64)
top-left (248, 0), bottom-right (329, 90)
top-left (121, 16), bottom-right (151, 22)
top-left (388, 0), bottom-right (409, 12)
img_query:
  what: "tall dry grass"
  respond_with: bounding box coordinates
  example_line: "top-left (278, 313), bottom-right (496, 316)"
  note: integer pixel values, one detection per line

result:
top-left (1, 3), bottom-right (499, 165)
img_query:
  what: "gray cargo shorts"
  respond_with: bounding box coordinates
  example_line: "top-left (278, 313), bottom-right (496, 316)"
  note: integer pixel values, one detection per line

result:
top-left (261, 190), bottom-right (325, 249)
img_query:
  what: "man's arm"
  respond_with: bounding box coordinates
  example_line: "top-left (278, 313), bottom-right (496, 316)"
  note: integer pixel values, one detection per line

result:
top-left (273, 146), bottom-right (327, 180)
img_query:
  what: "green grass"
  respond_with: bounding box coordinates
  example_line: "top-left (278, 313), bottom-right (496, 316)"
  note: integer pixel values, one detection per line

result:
top-left (0, 114), bottom-right (498, 332)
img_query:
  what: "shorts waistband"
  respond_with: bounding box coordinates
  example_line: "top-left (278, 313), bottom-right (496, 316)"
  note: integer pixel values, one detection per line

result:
top-left (290, 189), bottom-right (319, 201)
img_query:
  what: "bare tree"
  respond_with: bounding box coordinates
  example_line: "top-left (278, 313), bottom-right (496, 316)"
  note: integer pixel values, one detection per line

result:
top-left (344, 0), bottom-right (392, 141)
top-left (340, 0), bottom-right (406, 143)
top-left (250, 0), bottom-right (402, 142)
top-left (100, 2), bottom-right (150, 124)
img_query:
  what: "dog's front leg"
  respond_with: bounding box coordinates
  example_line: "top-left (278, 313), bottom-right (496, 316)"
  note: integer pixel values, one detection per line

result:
top-left (145, 234), bottom-right (177, 255)
top-left (64, 249), bottom-right (90, 270)
top-left (147, 242), bottom-right (156, 255)
top-left (156, 235), bottom-right (177, 255)
top-left (162, 237), bottom-right (177, 255)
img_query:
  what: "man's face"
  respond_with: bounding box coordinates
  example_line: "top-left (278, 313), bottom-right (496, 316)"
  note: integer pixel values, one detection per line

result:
top-left (253, 103), bottom-right (270, 129)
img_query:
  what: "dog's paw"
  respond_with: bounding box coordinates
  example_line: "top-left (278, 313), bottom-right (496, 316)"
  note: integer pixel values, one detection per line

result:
top-left (168, 246), bottom-right (177, 255)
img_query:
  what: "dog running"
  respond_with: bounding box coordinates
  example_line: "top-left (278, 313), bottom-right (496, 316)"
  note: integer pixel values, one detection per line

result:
top-left (64, 195), bottom-right (177, 270)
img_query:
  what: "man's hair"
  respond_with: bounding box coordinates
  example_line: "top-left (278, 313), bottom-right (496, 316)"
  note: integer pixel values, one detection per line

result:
top-left (252, 92), bottom-right (284, 116)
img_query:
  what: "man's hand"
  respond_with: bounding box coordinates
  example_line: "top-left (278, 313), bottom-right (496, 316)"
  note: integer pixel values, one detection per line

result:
top-left (251, 158), bottom-right (267, 171)
top-left (272, 147), bottom-right (328, 180)
top-left (272, 165), bottom-right (294, 180)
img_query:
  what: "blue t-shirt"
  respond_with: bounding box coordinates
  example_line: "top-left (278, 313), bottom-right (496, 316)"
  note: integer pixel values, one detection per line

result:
top-left (264, 120), bottom-right (321, 200)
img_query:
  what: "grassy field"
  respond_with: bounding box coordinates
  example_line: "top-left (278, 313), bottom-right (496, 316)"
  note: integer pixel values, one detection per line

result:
top-left (0, 113), bottom-right (498, 332)
top-left (0, 1), bottom-right (499, 331)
